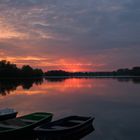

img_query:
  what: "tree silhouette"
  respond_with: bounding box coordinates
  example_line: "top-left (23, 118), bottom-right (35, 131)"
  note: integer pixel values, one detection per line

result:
top-left (0, 60), bottom-right (44, 78)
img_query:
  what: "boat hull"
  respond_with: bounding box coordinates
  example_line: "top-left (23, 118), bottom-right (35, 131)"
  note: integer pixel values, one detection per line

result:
top-left (0, 112), bottom-right (18, 121)
top-left (0, 112), bottom-right (53, 139)
top-left (35, 116), bottom-right (94, 139)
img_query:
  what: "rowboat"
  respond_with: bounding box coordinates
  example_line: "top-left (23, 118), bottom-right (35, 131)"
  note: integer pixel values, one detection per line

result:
top-left (0, 112), bottom-right (53, 139)
top-left (0, 108), bottom-right (17, 121)
top-left (35, 116), bottom-right (94, 139)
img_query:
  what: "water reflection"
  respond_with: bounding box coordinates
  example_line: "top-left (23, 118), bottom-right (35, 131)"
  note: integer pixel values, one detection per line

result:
top-left (0, 77), bottom-right (140, 96)
top-left (116, 77), bottom-right (140, 84)
top-left (46, 77), bottom-right (140, 84)
top-left (0, 78), bottom-right (43, 96)
top-left (45, 77), bottom-right (67, 82)
top-left (0, 77), bottom-right (140, 140)
top-left (15, 125), bottom-right (94, 140)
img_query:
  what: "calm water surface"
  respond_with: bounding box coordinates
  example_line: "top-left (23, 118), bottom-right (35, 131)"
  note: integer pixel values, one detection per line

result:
top-left (0, 78), bottom-right (140, 140)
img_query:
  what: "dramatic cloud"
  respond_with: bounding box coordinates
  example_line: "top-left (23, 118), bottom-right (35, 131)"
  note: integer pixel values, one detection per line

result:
top-left (0, 0), bottom-right (139, 71)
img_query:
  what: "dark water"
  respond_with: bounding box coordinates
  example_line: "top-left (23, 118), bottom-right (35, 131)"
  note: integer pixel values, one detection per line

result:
top-left (0, 77), bottom-right (140, 140)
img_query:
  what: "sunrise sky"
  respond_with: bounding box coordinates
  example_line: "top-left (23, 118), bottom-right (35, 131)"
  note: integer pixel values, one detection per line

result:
top-left (0, 0), bottom-right (140, 72)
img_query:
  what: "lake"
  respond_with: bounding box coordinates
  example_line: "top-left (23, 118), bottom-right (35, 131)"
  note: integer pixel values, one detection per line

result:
top-left (0, 77), bottom-right (140, 140)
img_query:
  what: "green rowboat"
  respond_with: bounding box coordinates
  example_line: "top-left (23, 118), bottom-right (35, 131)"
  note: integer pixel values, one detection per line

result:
top-left (0, 112), bottom-right (53, 139)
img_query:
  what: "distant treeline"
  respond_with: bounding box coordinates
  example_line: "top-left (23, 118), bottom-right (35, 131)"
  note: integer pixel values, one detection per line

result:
top-left (0, 60), bottom-right (140, 78)
top-left (0, 60), bottom-right (43, 78)
top-left (45, 67), bottom-right (140, 77)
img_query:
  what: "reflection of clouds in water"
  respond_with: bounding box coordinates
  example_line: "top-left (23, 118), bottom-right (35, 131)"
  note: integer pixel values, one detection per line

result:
top-left (0, 78), bottom-right (105, 96)
top-left (44, 78), bottom-right (105, 92)
top-left (0, 77), bottom-right (140, 96)
top-left (0, 78), bottom-right (140, 139)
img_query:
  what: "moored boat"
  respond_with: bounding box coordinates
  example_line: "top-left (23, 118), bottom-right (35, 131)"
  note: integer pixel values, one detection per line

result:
top-left (35, 115), bottom-right (94, 138)
top-left (0, 112), bottom-right (53, 139)
top-left (0, 108), bottom-right (17, 121)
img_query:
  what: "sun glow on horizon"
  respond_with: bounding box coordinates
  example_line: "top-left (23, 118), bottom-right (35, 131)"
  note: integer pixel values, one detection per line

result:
top-left (0, 55), bottom-right (106, 72)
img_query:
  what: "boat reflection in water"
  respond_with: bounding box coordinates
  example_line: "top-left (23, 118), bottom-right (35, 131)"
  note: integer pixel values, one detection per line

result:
top-left (12, 126), bottom-right (94, 140)
top-left (14, 123), bottom-right (94, 140)
top-left (36, 125), bottom-right (95, 140)
top-left (20, 125), bottom-right (94, 140)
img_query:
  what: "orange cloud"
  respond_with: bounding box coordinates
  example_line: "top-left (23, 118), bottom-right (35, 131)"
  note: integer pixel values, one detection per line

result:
top-left (0, 17), bottom-right (27, 40)
top-left (0, 53), bottom-right (106, 72)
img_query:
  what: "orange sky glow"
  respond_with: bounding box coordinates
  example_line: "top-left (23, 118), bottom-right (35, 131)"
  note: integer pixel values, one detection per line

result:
top-left (2, 56), bottom-right (103, 72)
top-left (0, 23), bottom-right (105, 72)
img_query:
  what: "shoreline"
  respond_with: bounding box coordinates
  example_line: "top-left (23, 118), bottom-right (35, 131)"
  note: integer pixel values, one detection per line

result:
top-left (45, 76), bottom-right (140, 78)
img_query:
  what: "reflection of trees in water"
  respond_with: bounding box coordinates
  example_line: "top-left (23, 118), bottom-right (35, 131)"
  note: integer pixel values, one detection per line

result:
top-left (116, 77), bottom-right (140, 84)
top-left (131, 78), bottom-right (140, 84)
top-left (1, 77), bottom-right (139, 96)
top-left (45, 77), bottom-right (68, 82)
top-left (45, 77), bottom-right (140, 84)
top-left (0, 78), bottom-right (43, 96)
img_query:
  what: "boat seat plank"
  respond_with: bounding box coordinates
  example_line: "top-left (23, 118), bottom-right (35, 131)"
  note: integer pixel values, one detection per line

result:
top-left (58, 121), bottom-right (80, 127)
top-left (0, 124), bottom-right (20, 129)
top-left (68, 120), bottom-right (84, 123)
top-left (20, 119), bottom-right (37, 123)
top-left (50, 125), bottom-right (69, 130)
top-left (1, 119), bottom-right (28, 127)
top-left (35, 114), bottom-right (48, 117)
top-left (71, 116), bottom-right (90, 121)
